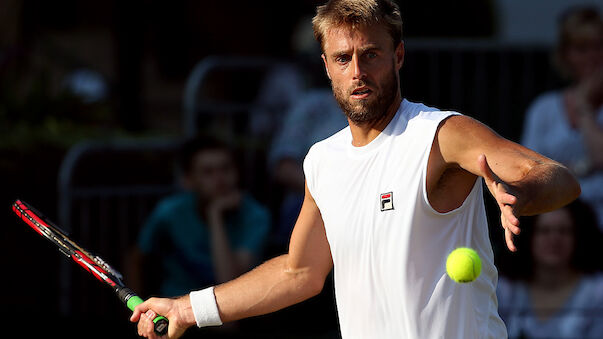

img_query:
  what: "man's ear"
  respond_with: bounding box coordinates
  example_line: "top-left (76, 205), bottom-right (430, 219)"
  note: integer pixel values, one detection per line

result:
top-left (395, 41), bottom-right (405, 71)
top-left (321, 54), bottom-right (331, 80)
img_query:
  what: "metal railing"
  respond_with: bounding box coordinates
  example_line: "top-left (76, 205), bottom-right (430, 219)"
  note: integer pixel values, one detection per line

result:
top-left (57, 138), bottom-right (181, 315)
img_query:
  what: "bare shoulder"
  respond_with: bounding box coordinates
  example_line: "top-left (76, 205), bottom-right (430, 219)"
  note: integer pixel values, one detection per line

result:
top-left (436, 115), bottom-right (498, 145)
top-left (436, 115), bottom-right (520, 167)
top-left (425, 115), bottom-right (481, 212)
top-left (435, 114), bottom-right (559, 184)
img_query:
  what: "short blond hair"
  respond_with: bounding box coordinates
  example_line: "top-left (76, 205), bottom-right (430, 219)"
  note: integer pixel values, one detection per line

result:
top-left (312, 0), bottom-right (403, 52)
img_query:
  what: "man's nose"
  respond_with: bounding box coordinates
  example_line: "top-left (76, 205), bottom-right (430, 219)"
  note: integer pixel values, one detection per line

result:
top-left (352, 55), bottom-right (367, 80)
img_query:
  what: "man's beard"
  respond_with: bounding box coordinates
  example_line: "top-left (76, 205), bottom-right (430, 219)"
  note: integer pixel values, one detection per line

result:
top-left (332, 69), bottom-right (399, 124)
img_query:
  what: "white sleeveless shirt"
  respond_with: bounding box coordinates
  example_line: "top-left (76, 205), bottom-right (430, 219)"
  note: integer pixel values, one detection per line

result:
top-left (303, 99), bottom-right (507, 339)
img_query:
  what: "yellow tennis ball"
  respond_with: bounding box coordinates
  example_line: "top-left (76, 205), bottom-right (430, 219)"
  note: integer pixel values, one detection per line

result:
top-left (446, 247), bottom-right (482, 283)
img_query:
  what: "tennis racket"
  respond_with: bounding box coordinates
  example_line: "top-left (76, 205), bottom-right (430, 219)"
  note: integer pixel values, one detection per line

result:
top-left (12, 199), bottom-right (169, 336)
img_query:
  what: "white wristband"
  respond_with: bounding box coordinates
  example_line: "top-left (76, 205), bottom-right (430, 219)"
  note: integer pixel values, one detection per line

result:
top-left (189, 286), bottom-right (223, 328)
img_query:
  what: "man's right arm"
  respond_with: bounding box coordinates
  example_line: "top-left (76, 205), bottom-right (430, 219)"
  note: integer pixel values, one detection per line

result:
top-left (131, 183), bottom-right (333, 338)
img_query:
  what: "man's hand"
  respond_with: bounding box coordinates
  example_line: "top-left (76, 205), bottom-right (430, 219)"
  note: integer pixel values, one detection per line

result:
top-left (207, 191), bottom-right (242, 219)
top-left (205, 190), bottom-right (249, 283)
top-left (130, 295), bottom-right (195, 339)
top-left (578, 67), bottom-right (603, 111)
top-left (477, 154), bottom-right (524, 252)
top-left (435, 115), bottom-right (580, 252)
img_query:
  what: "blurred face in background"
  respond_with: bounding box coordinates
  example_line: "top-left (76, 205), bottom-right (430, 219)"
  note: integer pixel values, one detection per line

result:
top-left (184, 149), bottom-right (238, 200)
top-left (564, 28), bottom-right (603, 82)
top-left (557, 9), bottom-right (603, 82)
top-left (531, 208), bottom-right (575, 270)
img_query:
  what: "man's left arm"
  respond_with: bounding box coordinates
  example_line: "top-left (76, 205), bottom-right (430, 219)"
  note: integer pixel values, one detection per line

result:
top-left (437, 115), bottom-right (581, 251)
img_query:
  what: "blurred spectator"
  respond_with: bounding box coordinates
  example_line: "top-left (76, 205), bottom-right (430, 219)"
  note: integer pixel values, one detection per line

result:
top-left (249, 14), bottom-right (327, 142)
top-left (250, 63), bottom-right (305, 141)
top-left (259, 15), bottom-right (348, 250)
top-left (129, 136), bottom-right (270, 297)
top-left (497, 199), bottom-right (603, 339)
top-left (521, 6), bottom-right (603, 230)
top-left (267, 89), bottom-right (347, 249)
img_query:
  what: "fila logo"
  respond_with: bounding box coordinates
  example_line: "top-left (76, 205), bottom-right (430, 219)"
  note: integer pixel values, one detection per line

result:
top-left (380, 192), bottom-right (394, 211)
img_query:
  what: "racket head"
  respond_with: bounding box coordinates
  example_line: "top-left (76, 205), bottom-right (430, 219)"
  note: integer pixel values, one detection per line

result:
top-left (12, 199), bottom-right (125, 289)
top-left (13, 199), bottom-right (169, 335)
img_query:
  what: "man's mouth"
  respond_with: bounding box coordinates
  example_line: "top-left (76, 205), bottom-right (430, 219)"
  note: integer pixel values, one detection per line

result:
top-left (351, 87), bottom-right (372, 99)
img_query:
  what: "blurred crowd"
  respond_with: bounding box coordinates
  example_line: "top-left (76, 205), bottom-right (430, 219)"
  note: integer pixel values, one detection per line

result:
top-left (499, 7), bottom-right (603, 339)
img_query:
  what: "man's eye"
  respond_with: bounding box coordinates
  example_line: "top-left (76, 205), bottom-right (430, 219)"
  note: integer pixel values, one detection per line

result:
top-left (336, 55), bottom-right (351, 63)
top-left (366, 52), bottom-right (377, 59)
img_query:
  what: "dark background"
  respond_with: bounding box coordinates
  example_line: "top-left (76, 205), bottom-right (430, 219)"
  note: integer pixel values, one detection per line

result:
top-left (0, 0), bottom-right (587, 338)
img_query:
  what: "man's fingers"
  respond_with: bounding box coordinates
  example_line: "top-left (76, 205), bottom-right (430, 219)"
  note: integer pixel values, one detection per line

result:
top-left (502, 204), bottom-right (520, 228)
top-left (130, 300), bottom-right (153, 322)
top-left (131, 301), bottom-right (163, 338)
top-left (505, 228), bottom-right (517, 252)
top-left (137, 311), bottom-right (150, 336)
top-left (131, 304), bottom-right (146, 322)
top-left (477, 154), bottom-right (496, 184)
top-left (478, 154), bottom-right (523, 253)
top-left (144, 310), bottom-right (160, 339)
top-left (500, 205), bottom-right (520, 252)
top-left (138, 310), bottom-right (160, 338)
top-left (499, 192), bottom-right (517, 206)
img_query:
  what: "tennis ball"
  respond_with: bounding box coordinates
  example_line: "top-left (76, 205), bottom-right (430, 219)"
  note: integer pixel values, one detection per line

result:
top-left (446, 247), bottom-right (482, 283)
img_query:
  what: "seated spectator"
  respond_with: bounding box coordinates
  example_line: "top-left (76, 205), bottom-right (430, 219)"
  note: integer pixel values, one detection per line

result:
top-left (521, 6), bottom-right (603, 230)
top-left (497, 199), bottom-right (603, 339)
top-left (129, 136), bottom-right (270, 297)
top-left (267, 89), bottom-right (348, 248)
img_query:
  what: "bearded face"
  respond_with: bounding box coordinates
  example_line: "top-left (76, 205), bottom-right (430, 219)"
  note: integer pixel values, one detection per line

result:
top-left (331, 64), bottom-right (399, 124)
top-left (321, 24), bottom-right (403, 125)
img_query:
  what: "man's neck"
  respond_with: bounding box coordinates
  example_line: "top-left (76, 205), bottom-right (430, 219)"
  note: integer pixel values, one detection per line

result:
top-left (348, 96), bottom-right (402, 147)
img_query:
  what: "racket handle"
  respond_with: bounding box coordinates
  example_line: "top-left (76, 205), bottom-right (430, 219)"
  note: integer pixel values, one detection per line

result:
top-left (118, 288), bottom-right (169, 336)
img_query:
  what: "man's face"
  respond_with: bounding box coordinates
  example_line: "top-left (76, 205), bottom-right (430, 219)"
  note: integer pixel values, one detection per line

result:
top-left (321, 23), bottom-right (404, 124)
top-left (185, 149), bottom-right (238, 199)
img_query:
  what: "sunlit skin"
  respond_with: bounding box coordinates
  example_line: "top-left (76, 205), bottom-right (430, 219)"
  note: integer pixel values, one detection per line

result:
top-left (321, 24), bottom-right (404, 147)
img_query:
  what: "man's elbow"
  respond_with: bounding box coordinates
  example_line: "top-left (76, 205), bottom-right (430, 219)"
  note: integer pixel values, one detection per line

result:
top-left (293, 270), bottom-right (327, 300)
top-left (557, 164), bottom-right (581, 204)
top-left (283, 260), bottom-right (329, 300)
top-left (307, 274), bottom-right (326, 298)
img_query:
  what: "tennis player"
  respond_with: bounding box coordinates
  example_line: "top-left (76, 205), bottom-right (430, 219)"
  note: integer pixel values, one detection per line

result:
top-left (131, 1), bottom-right (581, 338)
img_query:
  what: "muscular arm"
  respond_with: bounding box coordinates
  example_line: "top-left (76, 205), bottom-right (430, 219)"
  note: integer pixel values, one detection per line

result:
top-left (433, 115), bottom-right (581, 250)
top-left (131, 183), bottom-right (333, 337)
top-left (214, 184), bottom-right (332, 322)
